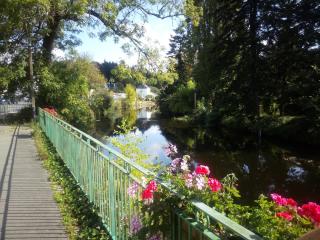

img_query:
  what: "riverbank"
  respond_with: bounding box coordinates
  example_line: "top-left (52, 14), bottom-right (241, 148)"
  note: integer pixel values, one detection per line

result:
top-left (188, 111), bottom-right (320, 147)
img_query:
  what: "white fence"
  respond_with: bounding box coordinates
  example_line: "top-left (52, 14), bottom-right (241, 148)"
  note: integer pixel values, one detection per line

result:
top-left (0, 103), bottom-right (32, 115)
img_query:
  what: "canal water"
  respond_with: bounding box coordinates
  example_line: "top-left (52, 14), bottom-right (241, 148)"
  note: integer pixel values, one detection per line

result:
top-left (95, 107), bottom-right (320, 205)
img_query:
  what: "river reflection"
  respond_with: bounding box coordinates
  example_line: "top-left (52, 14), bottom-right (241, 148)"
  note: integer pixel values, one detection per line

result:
top-left (95, 107), bottom-right (320, 205)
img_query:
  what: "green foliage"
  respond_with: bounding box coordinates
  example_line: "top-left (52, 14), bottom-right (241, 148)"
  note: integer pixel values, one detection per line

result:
top-left (90, 89), bottom-right (113, 119)
top-left (98, 61), bottom-right (118, 80)
top-left (158, 80), bottom-right (195, 116)
top-left (245, 195), bottom-right (313, 240)
top-left (124, 84), bottom-right (137, 108)
top-left (159, 0), bottom-right (320, 145)
top-left (37, 57), bottom-right (98, 130)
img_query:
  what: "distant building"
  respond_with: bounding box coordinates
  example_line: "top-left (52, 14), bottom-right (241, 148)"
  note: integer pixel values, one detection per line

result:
top-left (137, 108), bottom-right (152, 119)
top-left (105, 82), bottom-right (117, 90)
top-left (112, 93), bottom-right (127, 100)
top-left (136, 85), bottom-right (150, 99)
top-left (136, 84), bottom-right (157, 99)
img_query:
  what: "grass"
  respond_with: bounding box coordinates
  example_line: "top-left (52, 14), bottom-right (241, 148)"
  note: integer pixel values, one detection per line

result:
top-left (32, 122), bottom-right (110, 240)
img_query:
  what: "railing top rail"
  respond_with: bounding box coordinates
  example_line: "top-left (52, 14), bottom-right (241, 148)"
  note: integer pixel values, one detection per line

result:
top-left (41, 108), bottom-right (154, 176)
top-left (39, 108), bottom-right (262, 240)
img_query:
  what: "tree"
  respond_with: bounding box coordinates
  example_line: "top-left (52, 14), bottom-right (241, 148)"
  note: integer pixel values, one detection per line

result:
top-left (98, 61), bottom-right (118, 80)
top-left (162, 0), bottom-right (319, 141)
top-left (124, 84), bottom-right (137, 107)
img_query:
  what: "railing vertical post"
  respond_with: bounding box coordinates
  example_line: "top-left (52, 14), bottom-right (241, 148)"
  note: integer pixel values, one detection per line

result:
top-left (109, 160), bottom-right (116, 239)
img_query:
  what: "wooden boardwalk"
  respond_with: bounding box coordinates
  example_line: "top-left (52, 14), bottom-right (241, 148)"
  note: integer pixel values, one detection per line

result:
top-left (0, 125), bottom-right (67, 239)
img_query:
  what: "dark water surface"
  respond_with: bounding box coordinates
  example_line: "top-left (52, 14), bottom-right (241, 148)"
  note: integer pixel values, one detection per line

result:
top-left (95, 108), bottom-right (320, 205)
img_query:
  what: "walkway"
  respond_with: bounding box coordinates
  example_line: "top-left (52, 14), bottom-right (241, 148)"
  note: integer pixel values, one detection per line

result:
top-left (0, 125), bottom-right (67, 239)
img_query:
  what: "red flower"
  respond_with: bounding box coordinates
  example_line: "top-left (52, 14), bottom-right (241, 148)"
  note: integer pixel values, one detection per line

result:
top-left (44, 107), bottom-right (58, 116)
top-left (141, 180), bottom-right (157, 201)
top-left (276, 211), bottom-right (293, 221)
top-left (286, 198), bottom-right (297, 207)
top-left (195, 165), bottom-right (210, 175)
top-left (208, 178), bottom-right (221, 192)
top-left (142, 188), bottom-right (153, 200)
top-left (298, 202), bottom-right (320, 225)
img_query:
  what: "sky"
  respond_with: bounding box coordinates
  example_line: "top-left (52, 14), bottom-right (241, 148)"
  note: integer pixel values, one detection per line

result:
top-left (53, 16), bottom-right (180, 66)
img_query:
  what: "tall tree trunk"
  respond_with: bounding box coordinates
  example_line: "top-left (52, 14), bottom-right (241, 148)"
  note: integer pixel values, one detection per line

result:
top-left (28, 46), bottom-right (35, 119)
top-left (42, 14), bottom-right (60, 63)
top-left (249, 0), bottom-right (259, 118)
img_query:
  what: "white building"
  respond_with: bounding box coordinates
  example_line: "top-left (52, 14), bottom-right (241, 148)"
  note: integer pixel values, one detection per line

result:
top-left (136, 85), bottom-right (158, 99)
top-left (136, 84), bottom-right (151, 99)
top-left (112, 92), bottom-right (127, 100)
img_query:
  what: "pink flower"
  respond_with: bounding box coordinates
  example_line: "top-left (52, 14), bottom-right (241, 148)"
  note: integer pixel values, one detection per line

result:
top-left (180, 159), bottom-right (189, 172)
top-left (169, 158), bottom-right (181, 172)
top-left (270, 193), bottom-right (298, 208)
top-left (185, 174), bottom-right (193, 188)
top-left (208, 178), bottom-right (222, 192)
top-left (195, 165), bottom-right (210, 175)
top-left (146, 180), bottom-right (157, 192)
top-left (148, 233), bottom-right (161, 240)
top-left (164, 143), bottom-right (178, 157)
top-left (195, 175), bottom-right (205, 190)
top-left (127, 182), bottom-right (139, 197)
top-left (130, 215), bottom-right (142, 234)
top-left (270, 193), bottom-right (288, 206)
top-left (276, 211), bottom-right (293, 221)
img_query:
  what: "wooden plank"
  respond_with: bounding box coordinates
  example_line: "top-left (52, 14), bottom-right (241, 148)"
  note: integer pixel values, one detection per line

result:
top-left (0, 125), bottom-right (67, 239)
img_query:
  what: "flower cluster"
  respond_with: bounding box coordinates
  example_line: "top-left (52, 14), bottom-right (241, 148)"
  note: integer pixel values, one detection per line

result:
top-left (271, 193), bottom-right (320, 226)
top-left (208, 178), bottom-right (222, 192)
top-left (271, 193), bottom-right (297, 207)
top-left (276, 211), bottom-right (293, 221)
top-left (164, 143), bottom-right (178, 157)
top-left (142, 180), bottom-right (157, 202)
top-left (195, 165), bottom-right (210, 175)
top-left (165, 144), bottom-right (222, 194)
top-left (127, 181), bottom-right (139, 198)
top-left (130, 214), bottom-right (142, 235)
top-left (181, 164), bottom-right (221, 192)
top-left (43, 107), bottom-right (58, 117)
top-left (298, 202), bottom-right (320, 226)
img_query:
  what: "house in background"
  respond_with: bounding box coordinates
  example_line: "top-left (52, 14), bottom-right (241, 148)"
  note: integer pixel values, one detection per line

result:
top-left (136, 84), bottom-right (157, 99)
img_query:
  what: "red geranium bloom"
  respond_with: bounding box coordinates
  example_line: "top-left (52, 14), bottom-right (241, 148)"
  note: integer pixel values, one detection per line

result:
top-left (286, 198), bottom-right (297, 207)
top-left (141, 180), bottom-right (157, 201)
top-left (298, 202), bottom-right (320, 225)
top-left (44, 107), bottom-right (58, 117)
top-left (276, 211), bottom-right (293, 221)
top-left (208, 178), bottom-right (222, 192)
top-left (142, 188), bottom-right (153, 200)
top-left (195, 165), bottom-right (210, 175)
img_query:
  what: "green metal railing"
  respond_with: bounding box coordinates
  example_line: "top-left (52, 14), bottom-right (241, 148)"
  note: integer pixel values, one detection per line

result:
top-left (38, 108), bottom-right (262, 240)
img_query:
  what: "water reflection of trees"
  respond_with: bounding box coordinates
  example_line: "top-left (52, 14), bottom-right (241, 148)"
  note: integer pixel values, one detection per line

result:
top-left (157, 120), bottom-right (320, 204)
